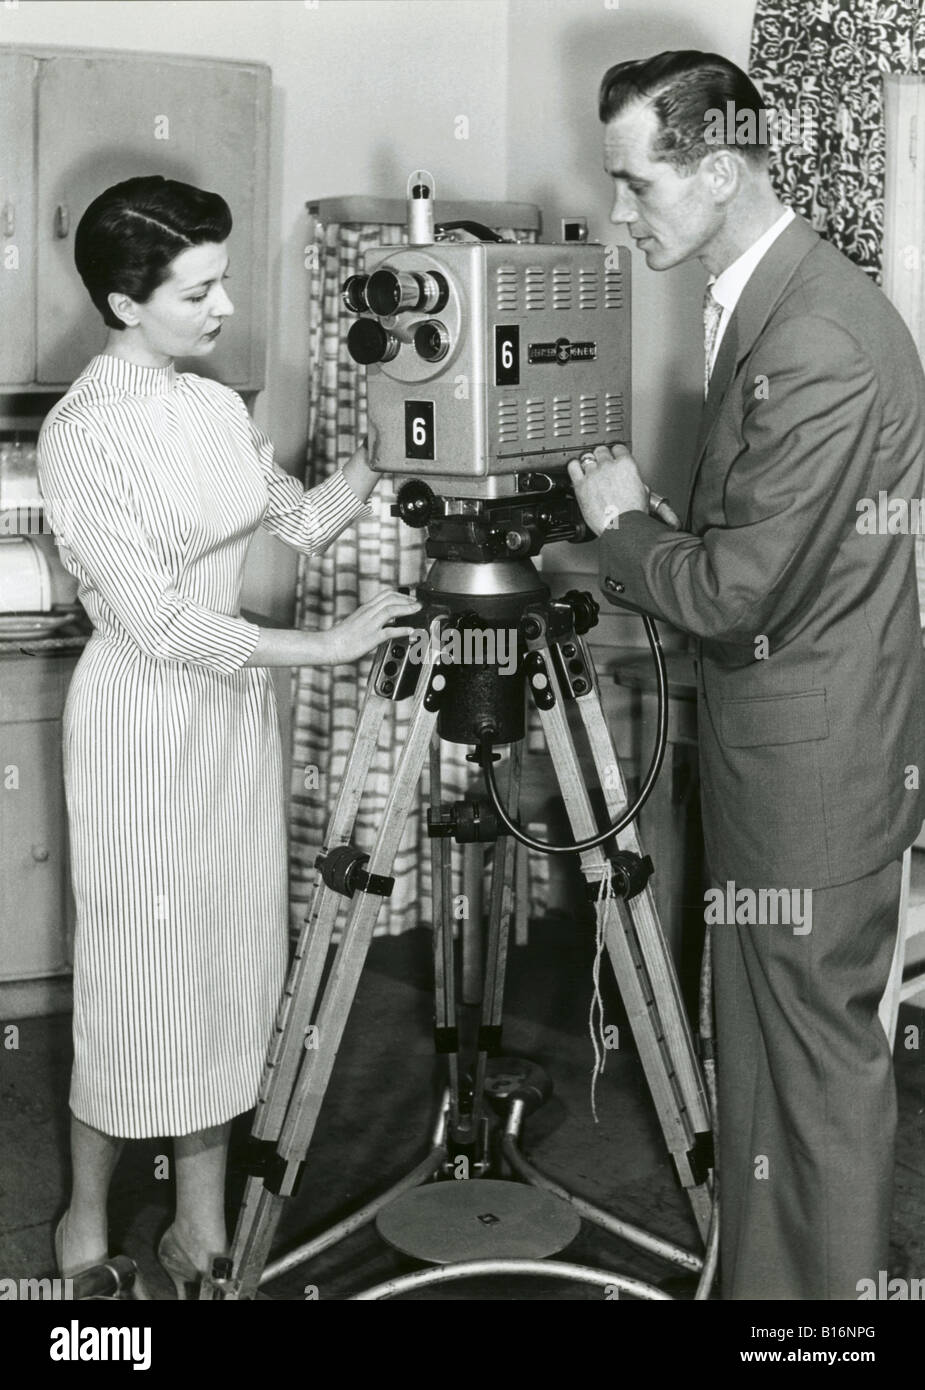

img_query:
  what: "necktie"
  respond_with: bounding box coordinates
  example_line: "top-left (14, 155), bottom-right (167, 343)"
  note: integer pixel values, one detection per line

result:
top-left (703, 284), bottom-right (723, 398)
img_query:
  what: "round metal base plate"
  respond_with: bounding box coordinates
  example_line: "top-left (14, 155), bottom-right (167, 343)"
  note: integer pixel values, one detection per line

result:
top-left (376, 1181), bottom-right (581, 1264)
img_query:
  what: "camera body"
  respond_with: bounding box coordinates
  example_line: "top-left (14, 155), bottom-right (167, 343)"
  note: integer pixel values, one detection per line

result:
top-left (345, 240), bottom-right (632, 499)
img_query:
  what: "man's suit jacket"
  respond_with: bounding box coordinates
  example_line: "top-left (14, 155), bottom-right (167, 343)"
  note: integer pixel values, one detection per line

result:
top-left (599, 214), bottom-right (925, 889)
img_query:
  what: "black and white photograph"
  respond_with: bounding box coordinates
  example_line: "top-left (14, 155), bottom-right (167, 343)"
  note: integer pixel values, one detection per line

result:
top-left (0, 0), bottom-right (923, 1357)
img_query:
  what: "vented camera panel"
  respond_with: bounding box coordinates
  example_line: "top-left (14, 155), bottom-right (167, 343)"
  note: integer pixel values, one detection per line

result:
top-left (355, 241), bottom-right (631, 497)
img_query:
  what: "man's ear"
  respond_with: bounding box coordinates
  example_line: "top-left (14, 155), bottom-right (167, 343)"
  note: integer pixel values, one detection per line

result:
top-left (107, 291), bottom-right (139, 328)
top-left (703, 149), bottom-right (744, 208)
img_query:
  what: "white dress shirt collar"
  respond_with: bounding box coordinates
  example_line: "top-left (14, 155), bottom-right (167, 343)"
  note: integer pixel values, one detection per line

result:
top-left (709, 205), bottom-right (796, 315)
top-left (706, 206), bottom-right (796, 374)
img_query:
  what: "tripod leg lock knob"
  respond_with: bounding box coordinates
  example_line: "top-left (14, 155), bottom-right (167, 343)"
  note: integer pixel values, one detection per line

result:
top-left (434, 1026), bottom-right (459, 1054)
top-left (241, 1138), bottom-right (307, 1198)
top-left (687, 1130), bottom-right (715, 1186)
top-left (586, 852), bottom-right (654, 902)
top-left (476, 1024), bottom-right (504, 1055)
top-left (316, 846), bottom-right (395, 898)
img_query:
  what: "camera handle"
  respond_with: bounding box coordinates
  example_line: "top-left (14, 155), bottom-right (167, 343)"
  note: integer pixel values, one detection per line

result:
top-left (434, 219), bottom-right (510, 242)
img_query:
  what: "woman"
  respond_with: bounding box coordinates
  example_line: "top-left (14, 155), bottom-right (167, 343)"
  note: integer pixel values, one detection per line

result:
top-left (37, 175), bottom-right (417, 1298)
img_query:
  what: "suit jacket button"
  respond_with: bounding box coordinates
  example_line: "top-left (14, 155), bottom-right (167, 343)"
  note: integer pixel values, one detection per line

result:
top-left (604, 576), bottom-right (624, 594)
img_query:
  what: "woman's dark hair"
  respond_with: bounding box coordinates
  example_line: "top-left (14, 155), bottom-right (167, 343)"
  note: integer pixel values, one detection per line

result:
top-left (74, 175), bottom-right (232, 330)
top-left (599, 50), bottom-right (772, 172)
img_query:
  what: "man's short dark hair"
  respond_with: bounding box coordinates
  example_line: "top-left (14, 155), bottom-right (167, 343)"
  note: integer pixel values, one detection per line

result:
top-left (599, 50), bottom-right (772, 173)
top-left (75, 175), bottom-right (232, 330)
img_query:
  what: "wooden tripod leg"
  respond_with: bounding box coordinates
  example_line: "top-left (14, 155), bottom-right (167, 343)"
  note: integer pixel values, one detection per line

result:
top-left (225, 626), bottom-right (444, 1299)
top-left (528, 638), bottom-right (713, 1242)
top-left (254, 654), bottom-right (395, 1140)
top-left (569, 634), bottom-right (710, 1145)
top-left (276, 680), bottom-right (440, 1156)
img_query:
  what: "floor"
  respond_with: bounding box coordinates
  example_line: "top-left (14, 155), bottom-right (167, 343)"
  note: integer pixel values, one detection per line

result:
top-left (2, 916), bottom-right (924, 1301)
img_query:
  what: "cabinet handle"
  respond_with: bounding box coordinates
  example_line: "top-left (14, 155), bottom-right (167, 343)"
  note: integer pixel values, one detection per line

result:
top-left (31, 845), bottom-right (50, 863)
top-left (1, 203), bottom-right (14, 238)
top-left (53, 204), bottom-right (70, 239)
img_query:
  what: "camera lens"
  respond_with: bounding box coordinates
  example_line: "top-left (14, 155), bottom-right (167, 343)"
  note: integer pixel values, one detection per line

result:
top-left (417, 272), bottom-right (449, 313)
top-left (342, 275), bottom-right (370, 313)
top-left (346, 318), bottom-right (400, 365)
top-left (366, 270), bottom-right (420, 315)
top-left (366, 269), bottom-right (449, 316)
top-left (414, 320), bottom-right (450, 362)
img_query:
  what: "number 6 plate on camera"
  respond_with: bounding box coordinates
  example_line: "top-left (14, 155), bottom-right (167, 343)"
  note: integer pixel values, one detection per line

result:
top-left (405, 401), bottom-right (435, 460)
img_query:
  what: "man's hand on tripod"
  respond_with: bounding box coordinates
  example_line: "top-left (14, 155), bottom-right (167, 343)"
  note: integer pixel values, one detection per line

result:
top-left (568, 444), bottom-right (680, 533)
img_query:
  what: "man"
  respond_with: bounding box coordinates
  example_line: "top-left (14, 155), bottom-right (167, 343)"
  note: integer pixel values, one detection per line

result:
top-left (569, 50), bottom-right (925, 1300)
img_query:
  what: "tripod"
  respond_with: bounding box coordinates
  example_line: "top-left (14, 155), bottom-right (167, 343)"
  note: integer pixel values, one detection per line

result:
top-left (202, 549), bottom-right (716, 1301)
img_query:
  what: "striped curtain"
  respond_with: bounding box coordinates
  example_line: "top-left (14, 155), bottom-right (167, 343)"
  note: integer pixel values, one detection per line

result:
top-left (288, 218), bottom-right (542, 937)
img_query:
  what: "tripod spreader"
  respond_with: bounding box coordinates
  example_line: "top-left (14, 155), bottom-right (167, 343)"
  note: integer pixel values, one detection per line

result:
top-left (426, 796), bottom-right (652, 899)
top-left (427, 799), bottom-right (503, 843)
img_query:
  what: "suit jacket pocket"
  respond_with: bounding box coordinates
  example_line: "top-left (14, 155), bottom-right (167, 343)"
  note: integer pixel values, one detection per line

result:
top-left (721, 689), bottom-right (829, 747)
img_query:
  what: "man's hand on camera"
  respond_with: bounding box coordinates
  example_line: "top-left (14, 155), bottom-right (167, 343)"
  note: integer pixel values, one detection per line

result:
top-left (568, 444), bottom-right (648, 534)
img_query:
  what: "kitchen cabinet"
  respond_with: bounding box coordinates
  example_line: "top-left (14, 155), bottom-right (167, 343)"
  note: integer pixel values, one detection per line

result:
top-left (0, 45), bottom-right (270, 391)
top-left (0, 648), bottom-right (79, 1018)
top-left (0, 52), bottom-right (37, 385)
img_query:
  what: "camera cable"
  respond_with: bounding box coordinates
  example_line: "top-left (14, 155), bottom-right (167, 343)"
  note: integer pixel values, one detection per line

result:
top-left (479, 612), bottom-right (669, 855)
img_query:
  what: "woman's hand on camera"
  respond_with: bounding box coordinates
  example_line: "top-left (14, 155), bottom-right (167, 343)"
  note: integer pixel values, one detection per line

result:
top-left (342, 423), bottom-right (381, 503)
top-left (328, 589), bottom-right (420, 664)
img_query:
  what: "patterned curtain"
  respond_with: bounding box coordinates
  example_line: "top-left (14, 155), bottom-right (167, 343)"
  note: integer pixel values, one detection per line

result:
top-left (750, 0), bottom-right (925, 280)
top-left (288, 217), bottom-right (541, 937)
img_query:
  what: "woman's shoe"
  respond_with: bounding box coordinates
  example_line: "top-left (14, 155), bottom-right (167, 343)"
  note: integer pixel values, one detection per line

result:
top-left (55, 1210), bottom-right (105, 1279)
top-left (157, 1225), bottom-right (205, 1300)
top-left (55, 1210), bottom-right (150, 1300)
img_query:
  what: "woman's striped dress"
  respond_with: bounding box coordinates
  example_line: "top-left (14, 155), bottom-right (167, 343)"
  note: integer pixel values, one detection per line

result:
top-left (37, 352), bottom-right (367, 1139)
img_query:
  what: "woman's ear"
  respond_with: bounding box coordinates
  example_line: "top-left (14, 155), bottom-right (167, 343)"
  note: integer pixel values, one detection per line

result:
top-left (107, 291), bottom-right (139, 328)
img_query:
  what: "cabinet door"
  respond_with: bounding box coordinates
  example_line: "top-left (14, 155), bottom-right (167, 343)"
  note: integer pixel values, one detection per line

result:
top-left (0, 52), bottom-right (37, 385)
top-left (36, 53), bottom-right (268, 387)
top-left (0, 717), bottom-right (69, 981)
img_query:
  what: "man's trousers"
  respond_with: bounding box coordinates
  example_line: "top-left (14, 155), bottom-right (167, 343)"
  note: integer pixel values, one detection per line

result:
top-left (710, 857), bottom-right (903, 1300)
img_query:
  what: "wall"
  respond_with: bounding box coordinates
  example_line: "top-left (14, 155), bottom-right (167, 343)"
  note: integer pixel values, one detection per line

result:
top-left (505, 0), bottom-right (756, 596)
top-left (1, 0), bottom-right (509, 617)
